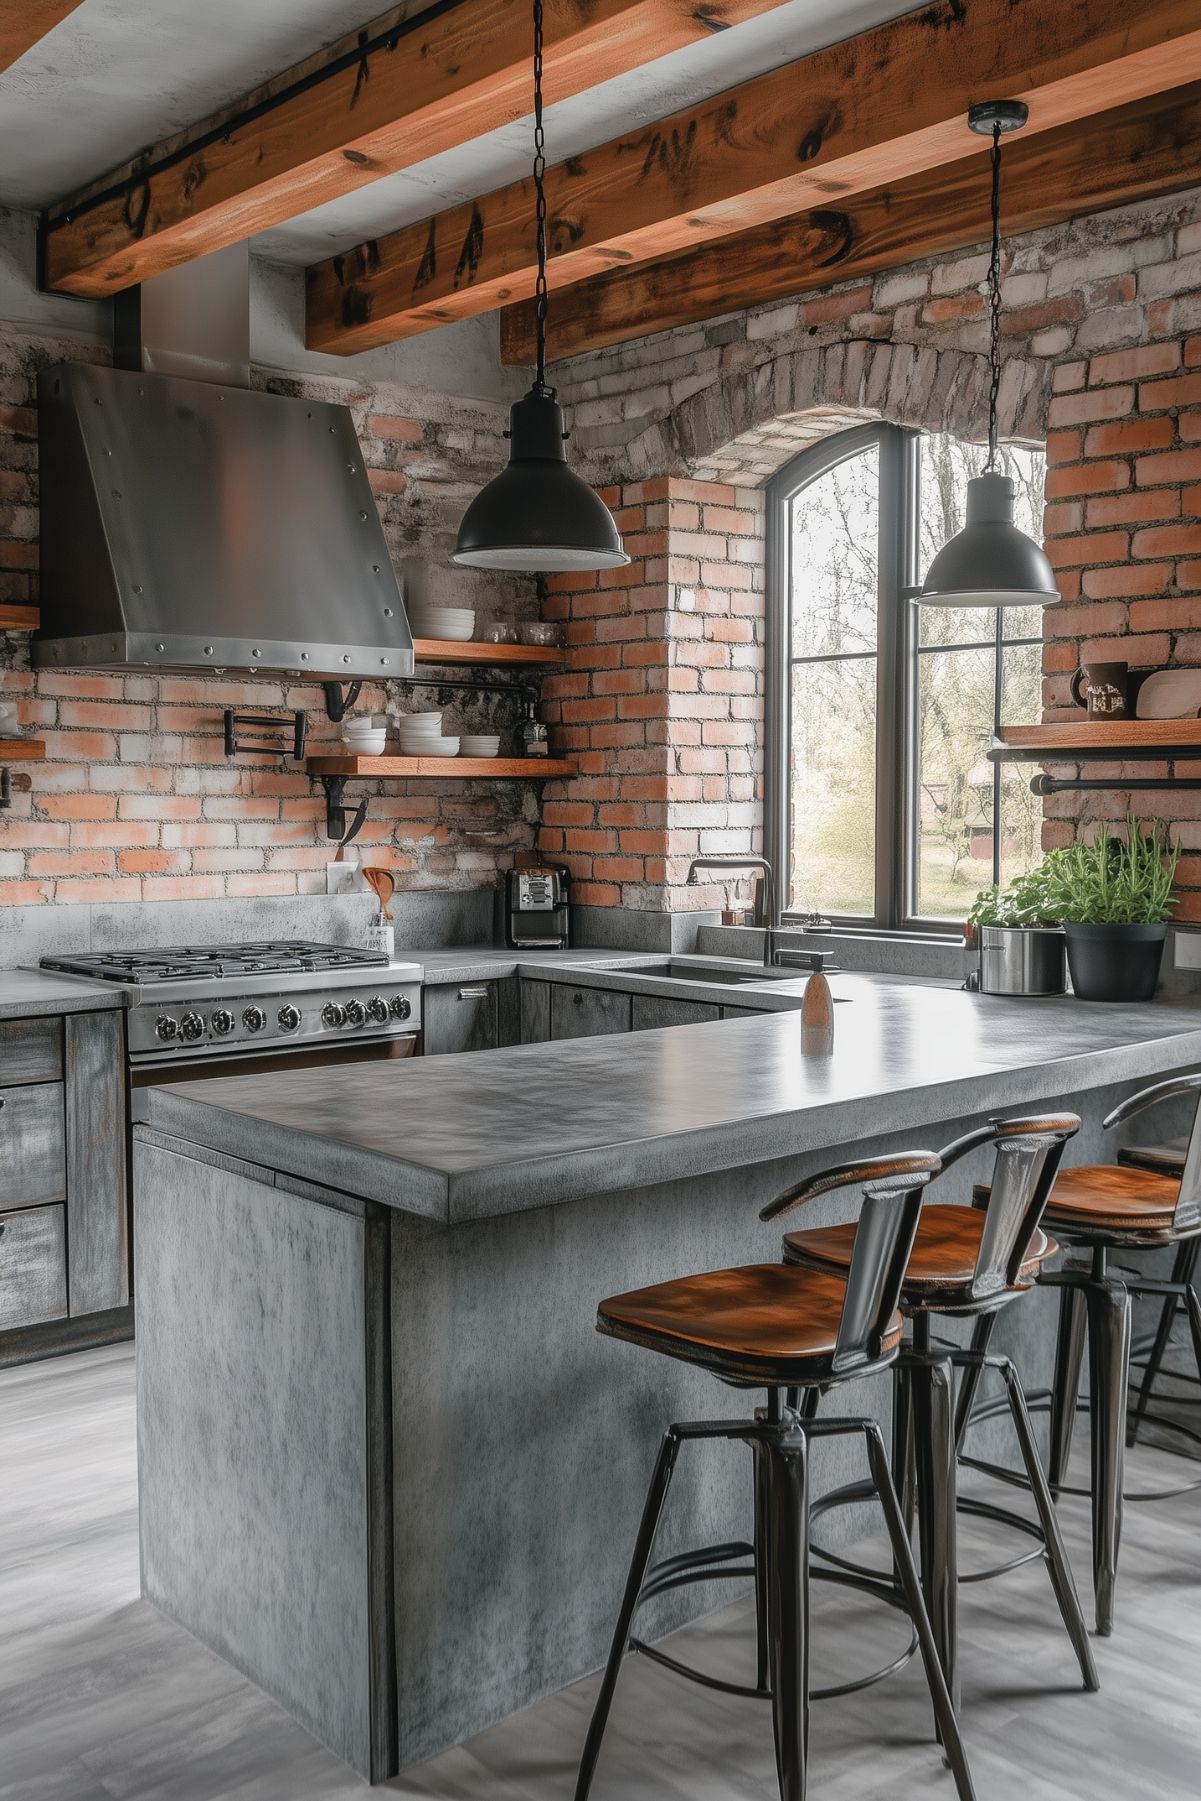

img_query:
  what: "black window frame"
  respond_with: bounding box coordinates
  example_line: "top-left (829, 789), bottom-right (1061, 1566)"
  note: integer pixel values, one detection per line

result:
top-left (765, 422), bottom-right (1042, 934)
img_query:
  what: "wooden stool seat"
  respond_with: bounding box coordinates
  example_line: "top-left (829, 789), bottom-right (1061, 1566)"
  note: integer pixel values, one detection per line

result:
top-left (975, 1164), bottom-right (1185, 1238)
top-left (783, 1204), bottom-right (1055, 1305)
top-left (598, 1264), bottom-right (903, 1386)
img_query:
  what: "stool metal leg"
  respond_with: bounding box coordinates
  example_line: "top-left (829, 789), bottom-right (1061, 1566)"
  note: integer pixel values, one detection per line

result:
top-left (1128, 1241), bottom-right (1196, 1445)
top-left (1085, 1275), bottom-right (1131, 1637)
top-left (994, 1356), bottom-right (1099, 1691)
top-left (753, 1442), bottom-right (772, 1692)
top-left (953, 1316), bottom-right (996, 1453)
top-left (574, 1425), bottom-right (683, 1801)
top-left (1049, 1284), bottom-right (1087, 1491)
top-left (759, 1434), bottom-right (810, 1801)
top-left (910, 1349), bottom-right (959, 1709)
top-left (892, 1360), bottom-right (915, 1543)
top-left (860, 1422), bottom-right (977, 1801)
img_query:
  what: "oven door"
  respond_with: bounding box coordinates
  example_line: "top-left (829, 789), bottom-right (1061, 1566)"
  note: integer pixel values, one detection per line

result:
top-left (129, 1032), bottom-right (419, 1090)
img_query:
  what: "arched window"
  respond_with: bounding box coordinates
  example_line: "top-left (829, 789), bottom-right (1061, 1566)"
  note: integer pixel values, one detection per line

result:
top-left (765, 423), bottom-right (1045, 928)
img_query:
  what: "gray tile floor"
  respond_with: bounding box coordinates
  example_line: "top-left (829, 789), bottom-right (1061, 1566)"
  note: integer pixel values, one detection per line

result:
top-left (2, 1343), bottom-right (1199, 1799)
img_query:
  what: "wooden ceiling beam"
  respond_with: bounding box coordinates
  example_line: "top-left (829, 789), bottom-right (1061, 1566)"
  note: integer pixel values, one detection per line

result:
top-left (498, 82), bottom-right (1201, 364)
top-left (41, 0), bottom-right (788, 298)
top-left (0, 2), bottom-right (84, 76)
top-left (305, 0), bottom-right (1201, 355)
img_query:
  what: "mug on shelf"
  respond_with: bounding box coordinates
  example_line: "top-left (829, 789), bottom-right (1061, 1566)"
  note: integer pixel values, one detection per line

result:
top-left (1070, 660), bottom-right (1128, 719)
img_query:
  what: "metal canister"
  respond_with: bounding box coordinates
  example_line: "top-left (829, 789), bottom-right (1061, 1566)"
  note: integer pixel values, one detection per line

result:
top-left (978, 925), bottom-right (1067, 996)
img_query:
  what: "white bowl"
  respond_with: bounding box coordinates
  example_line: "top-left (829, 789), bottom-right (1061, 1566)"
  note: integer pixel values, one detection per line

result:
top-left (394, 722), bottom-right (445, 736)
top-left (397, 710), bottom-right (442, 726)
top-left (411, 607), bottom-right (475, 643)
top-left (399, 735), bottom-right (459, 758)
top-left (343, 730), bottom-right (386, 754)
top-left (459, 736), bottom-right (501, 757)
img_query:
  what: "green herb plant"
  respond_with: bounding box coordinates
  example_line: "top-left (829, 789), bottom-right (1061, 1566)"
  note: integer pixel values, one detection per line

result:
top-left (968, 818), bottom-right (1180, 929)
top-left (1043, 818), bottom-right (1180, 926)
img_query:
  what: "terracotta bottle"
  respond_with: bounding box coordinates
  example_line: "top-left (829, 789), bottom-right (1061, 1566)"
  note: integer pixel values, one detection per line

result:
top-left (801, 967), bottom-right (834, 1057)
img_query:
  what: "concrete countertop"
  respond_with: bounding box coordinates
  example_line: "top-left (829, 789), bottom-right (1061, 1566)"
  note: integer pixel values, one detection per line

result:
top-left (0, 968), bottom-right (121, 1021)
top-left (138, 979), bottom-right (1201, 1225)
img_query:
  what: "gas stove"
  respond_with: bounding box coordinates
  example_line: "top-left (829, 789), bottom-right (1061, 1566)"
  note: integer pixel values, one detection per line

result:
top-left (41, 940), bottom-right (423, 1066)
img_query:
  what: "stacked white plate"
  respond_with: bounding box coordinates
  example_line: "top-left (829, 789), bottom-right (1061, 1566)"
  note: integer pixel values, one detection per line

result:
top-left (396, 711), bottom-right (459, 758)
top-left (459, 734), bottom-right (501, 758)
top-left (410, 605), bottom-right (475, 642)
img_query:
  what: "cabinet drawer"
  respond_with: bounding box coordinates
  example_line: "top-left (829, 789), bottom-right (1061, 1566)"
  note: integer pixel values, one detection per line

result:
top-left (0, 1017), bottom-right (63, 1086)
top-left (0, 1204), bottom-right (68, 1330)
top-left (0, 1082), bottom-right (67, 1211)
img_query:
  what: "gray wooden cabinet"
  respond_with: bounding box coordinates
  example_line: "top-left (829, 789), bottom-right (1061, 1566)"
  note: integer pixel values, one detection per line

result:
top-left (631, 993), bottom-right (720, 1031)
top-left (423, 983), bottom-right (500, 1056)
top-left (0, 1006), bottom-right (129, 1362)
top-left (550, 983), bottom-right (632, 1040)
top-left (520, 979), bottom-right (552, 1045)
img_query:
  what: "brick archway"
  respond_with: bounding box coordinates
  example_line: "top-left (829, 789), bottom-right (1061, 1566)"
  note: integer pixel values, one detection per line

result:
top-left (543, 343), bottom-right (1050, 916)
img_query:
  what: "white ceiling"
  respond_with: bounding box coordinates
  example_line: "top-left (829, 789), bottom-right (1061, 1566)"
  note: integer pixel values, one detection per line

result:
top-left (0, 0), bottom-right (916, 266)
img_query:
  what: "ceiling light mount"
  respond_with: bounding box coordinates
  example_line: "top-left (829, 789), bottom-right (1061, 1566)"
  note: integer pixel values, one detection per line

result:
top-left (967, 99), bottom-right (1030, 137)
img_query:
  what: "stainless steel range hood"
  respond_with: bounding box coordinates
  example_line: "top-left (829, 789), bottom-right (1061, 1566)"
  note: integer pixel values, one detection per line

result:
top-left (34, 249), bottom-right (413, 679)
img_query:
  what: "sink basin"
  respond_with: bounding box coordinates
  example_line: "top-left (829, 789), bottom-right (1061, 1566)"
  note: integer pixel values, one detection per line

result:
top-left (618, 959), bottom-right (811, 986)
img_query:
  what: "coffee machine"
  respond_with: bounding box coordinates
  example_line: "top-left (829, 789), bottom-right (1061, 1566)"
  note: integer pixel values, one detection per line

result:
top-left (505, 865), bottom-right (570, 949)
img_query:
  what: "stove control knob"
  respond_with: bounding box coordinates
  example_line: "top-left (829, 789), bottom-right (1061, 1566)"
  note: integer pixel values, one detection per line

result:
top-left (154, 1015), bottom-right (179, 1042)
top-left (389, 995), bottom-right (412, 1021)
top-left (242, 1006), bottom-right (267, 1033)
top-left (322, 1002), bottom-right (346, 1029)
top-left (344, 1000), bottom-right (367, 1028)
top-left (180, 1012), bottom-right (205, 1042)
top-left (367, 996), bottom-right (389, 1024)
top-left (278, 1005), bottom-right (301, 1033)
top-left (211, 1009), bottom-right (235, 1036)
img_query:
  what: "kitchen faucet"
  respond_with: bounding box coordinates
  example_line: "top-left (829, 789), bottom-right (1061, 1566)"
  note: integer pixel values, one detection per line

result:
top-left (686, 856), bottom-right (777, 969)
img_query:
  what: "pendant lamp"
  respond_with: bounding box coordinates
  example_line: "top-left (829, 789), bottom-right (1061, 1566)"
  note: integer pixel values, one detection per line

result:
top-left (919, 101), bottom-right (1058, 609)
top-left (452, 0), bottom-right (628, 572)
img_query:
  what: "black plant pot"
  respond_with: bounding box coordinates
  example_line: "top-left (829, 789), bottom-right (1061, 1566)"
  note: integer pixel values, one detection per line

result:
top-left (1063, 922), bottom-right (1168, 1002)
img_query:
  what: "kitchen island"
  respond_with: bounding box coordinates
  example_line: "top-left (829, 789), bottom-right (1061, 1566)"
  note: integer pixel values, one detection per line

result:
top-left (133, 978), bottom-right (1201, 1780)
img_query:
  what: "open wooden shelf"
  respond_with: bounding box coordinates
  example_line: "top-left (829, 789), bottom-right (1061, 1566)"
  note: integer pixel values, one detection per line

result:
top-left (0, 738), bottom-right (44, 760)
top-left (0, 605), bottom-right (39, 630)
top-left (990, 720), bottom-right (1201, 762)
top-left (306, 753), bottom-right (576, 779)
top-left (412, 637), bottom-right (563, 667)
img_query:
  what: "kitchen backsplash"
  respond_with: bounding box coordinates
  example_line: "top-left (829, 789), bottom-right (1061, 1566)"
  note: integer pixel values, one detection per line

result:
top-left (0, 328), bottom-right (548, 906)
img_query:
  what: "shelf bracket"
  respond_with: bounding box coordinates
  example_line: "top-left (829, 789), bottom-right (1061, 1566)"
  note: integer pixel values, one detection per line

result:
top-left (323, 681), bottom-right (363, 724)
top-left (321, 776), bottom-right (369, 844)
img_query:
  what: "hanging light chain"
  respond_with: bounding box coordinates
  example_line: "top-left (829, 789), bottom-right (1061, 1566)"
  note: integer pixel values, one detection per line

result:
top-left (532, 0), bottom-right (549, 391)
top-left (986, 119), bottom-right (1003, 473)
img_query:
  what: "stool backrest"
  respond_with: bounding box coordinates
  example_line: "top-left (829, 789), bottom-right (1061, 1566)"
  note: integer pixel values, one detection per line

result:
top-left (940, 1114), bottom-right (1079, 1298)
top-left (1105, 1074), bottom-right (1201, 1232)
top-left (761, 1151), bottom-right (940, 1374)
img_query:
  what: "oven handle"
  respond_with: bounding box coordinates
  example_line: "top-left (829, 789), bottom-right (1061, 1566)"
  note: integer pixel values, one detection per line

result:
top-left (129, 1032), bottom-right (420, 1084)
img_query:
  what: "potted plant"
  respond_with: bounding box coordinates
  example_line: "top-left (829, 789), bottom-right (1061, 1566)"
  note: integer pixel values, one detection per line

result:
top-left (1042, 818), bottom-right (1180, 1002)
top-left (967, 861), bottom-right (1067, 995)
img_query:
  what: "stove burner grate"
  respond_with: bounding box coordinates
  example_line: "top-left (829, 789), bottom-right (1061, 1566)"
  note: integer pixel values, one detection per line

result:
top-left (41, 940), bottom-right (391, 984)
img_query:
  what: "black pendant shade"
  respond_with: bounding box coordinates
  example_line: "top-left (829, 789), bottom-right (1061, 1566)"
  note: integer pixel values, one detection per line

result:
top-left (452, 387), bottom-right (629, 572)
top-left (919, 471), bottom-right (1059, 608)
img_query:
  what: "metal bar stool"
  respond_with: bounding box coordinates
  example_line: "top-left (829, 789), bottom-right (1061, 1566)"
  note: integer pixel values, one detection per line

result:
top-left (575, 1150), bottom-right (976, 1801)
top-left (782, 1115), bottom-right (1097, 1713)
top-left (1015, 1075), bottom-right (1201, 1636)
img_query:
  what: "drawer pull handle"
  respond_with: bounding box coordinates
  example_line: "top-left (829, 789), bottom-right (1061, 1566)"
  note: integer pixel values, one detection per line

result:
top-left (0, 1221), bottom-right (6, 1239)
top-left (572, 991), bottom-right (583, 1005)
top-left (457, 986), bottom-right (490, 999)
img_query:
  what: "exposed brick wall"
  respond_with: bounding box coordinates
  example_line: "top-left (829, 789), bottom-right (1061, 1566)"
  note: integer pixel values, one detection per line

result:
top-left (537, 478), bottom-right (765, 911)
top-left (0, 328), bottom-right (543, 906)
top-left (545, 185), bottom-right (1201, 917)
